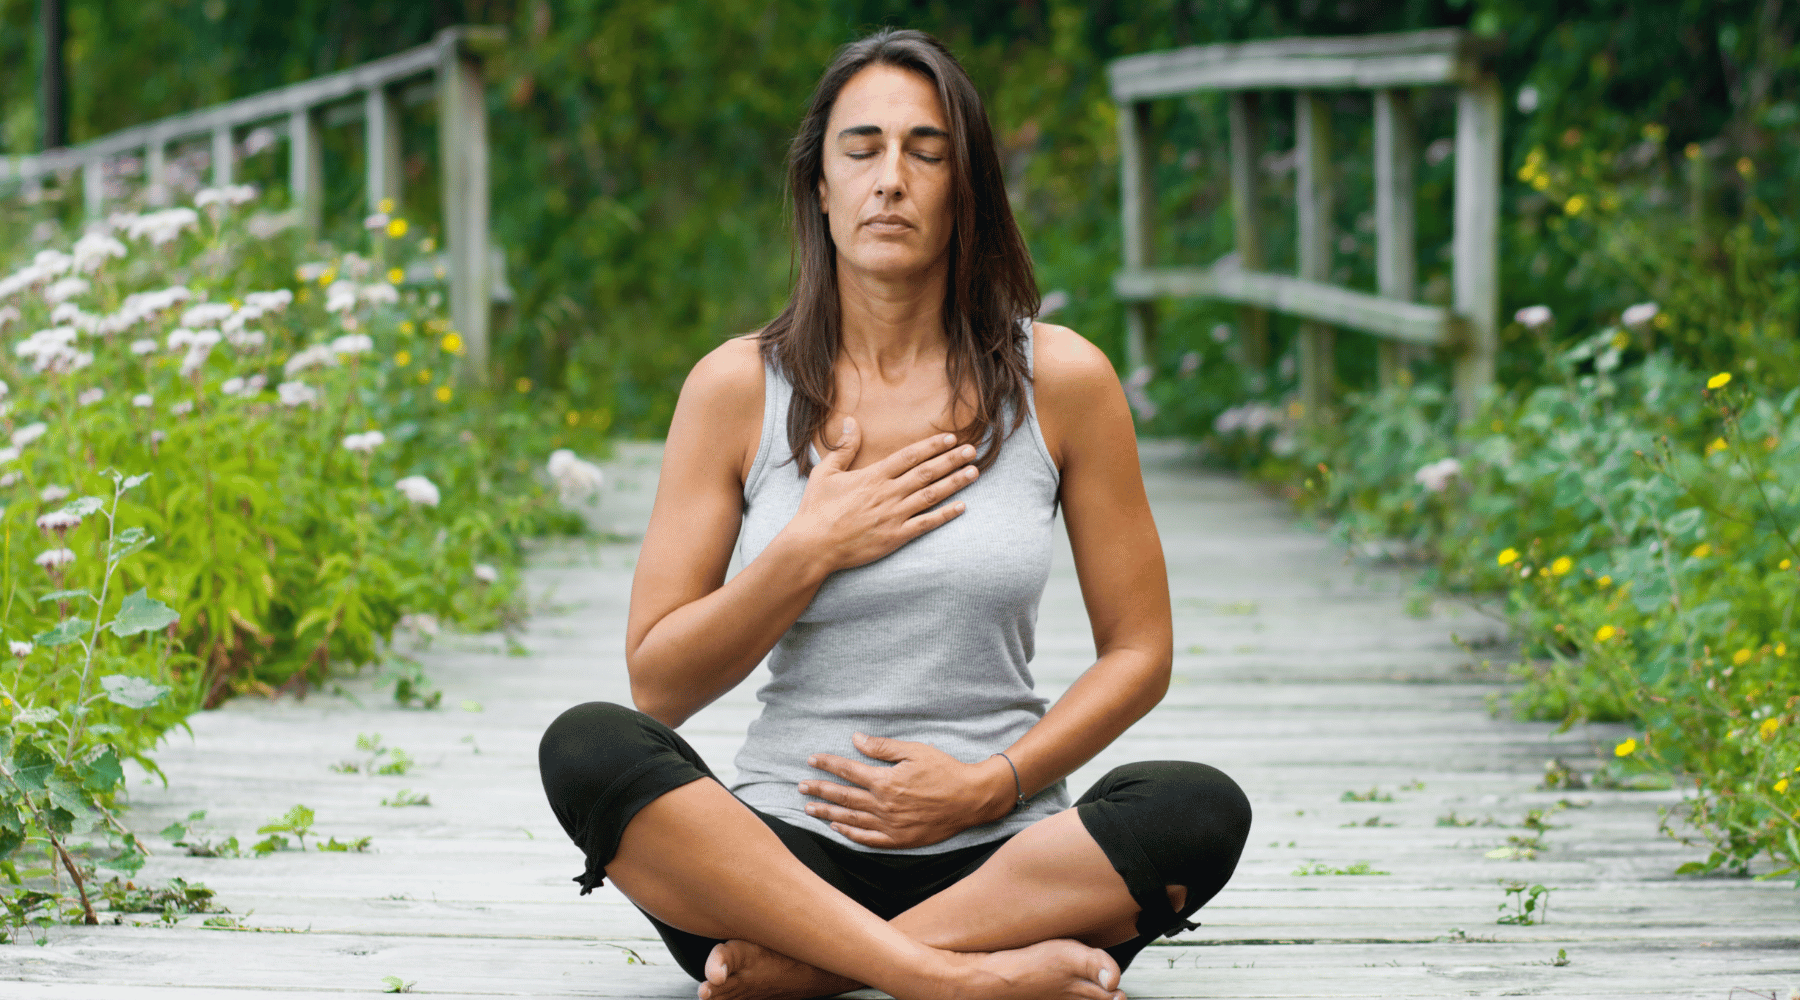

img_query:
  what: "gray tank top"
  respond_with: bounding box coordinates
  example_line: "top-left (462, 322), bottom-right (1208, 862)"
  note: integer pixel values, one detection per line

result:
top-left (731, 321), bottom-right (1067, 854)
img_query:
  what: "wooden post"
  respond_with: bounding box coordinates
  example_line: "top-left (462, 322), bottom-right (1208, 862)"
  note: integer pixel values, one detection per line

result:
top-left (1451, 77), bottom-right (1500, 421)
top-left (365, 86), bottom-right (403, 213)
top-left (145, 140), bottom-right (169, 206)
top-left (1294, 91), bottom-right (1334, 418)
top-left (438, 33), bottom-right (491, 384)
top-left (1118, 99), bottom-right (1156, 377)
top-left (288, 108), bottom-right (323, 237)
top-left (82, 158), bottom-right (103, 221)
top-left (1373, 89), bottom-right (1417, 388)
top-left (211, 126), bottom-right (233, 187)
top-left (1227, 92), bottom-right (1268, 373)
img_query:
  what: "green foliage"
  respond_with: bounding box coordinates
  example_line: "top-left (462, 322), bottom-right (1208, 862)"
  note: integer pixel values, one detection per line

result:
top-left (1496, 882), bottom-right (1553, 925)
top-left (1292, 861), bottom-right (1390, 876)
top-left (255, 805), bottom-right (315, 851)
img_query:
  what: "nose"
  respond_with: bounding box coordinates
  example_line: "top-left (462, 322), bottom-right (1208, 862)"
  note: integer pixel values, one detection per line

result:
top-left (874, 144), bottom-right (905, 201)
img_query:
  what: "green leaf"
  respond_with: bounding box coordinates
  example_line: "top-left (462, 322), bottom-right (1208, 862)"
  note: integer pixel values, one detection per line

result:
top-left (44, 775), bottom-right (93, 825)
top-left (107, 590), bottom-right (179, 637)
top-left (12, 707), bottom-right (57, 726)
top-left (100, 674), bottom-right (170, 710)
top-left (76, 747), bottom-right (124, 793)
top-left (37, 589), bottom-right (93, 604)
top-left (8, 742), bottom-right (55, 790)
top-left (97, 849), bottom-right (146, 875)
top-left (121, 472), bottom-right (150, 491)
top-left (108, 528), bottom-right (155, 562)
top-left (34, 618), bottom-right (90, 647)
top-left (60, 497), bottom-right (104, 518)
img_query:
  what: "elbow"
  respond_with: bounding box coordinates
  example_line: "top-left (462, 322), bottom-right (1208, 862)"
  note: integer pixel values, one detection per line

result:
top-left (625, 652), bottom-right (691, 730)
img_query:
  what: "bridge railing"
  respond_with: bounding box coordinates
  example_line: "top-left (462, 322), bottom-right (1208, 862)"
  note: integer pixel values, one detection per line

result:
top-left (1108, 28), bottom-right (1503, 420)
top-left (0, 25), bottom-right (503, 383)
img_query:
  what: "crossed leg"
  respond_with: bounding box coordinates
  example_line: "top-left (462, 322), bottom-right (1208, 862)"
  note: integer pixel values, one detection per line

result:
top-left (604, 778), bottom-right (1130, 1000)
top-left (697, 807), bottom-right (1186, 1000)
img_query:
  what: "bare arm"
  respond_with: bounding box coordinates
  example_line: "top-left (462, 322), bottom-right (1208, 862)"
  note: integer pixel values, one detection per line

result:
top-left (626, 338), bottom-right (980, 727)
top-left (802, 324), bottom-right (1172, 846)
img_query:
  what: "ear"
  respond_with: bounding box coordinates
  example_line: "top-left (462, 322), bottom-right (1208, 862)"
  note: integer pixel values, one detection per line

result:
top-left (817, 177), bottom-right (829, 215)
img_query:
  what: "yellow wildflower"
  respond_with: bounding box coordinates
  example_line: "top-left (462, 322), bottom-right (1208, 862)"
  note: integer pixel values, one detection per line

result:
top-left (1550, 556), bottom-right (1573, 576)
top-left (1778, 643), bottom-right (1789, 657)
top-left (1497, 548), bottom-right (1520, 566)
top-left (1597, 575), bottom-right (1613, 588)
top-left (388, 267), bottom-right (404, 285)
top-left (417, 368), bottom-right (432, 385)
top-left (1707, 372), bottom-right (1731, 389)
top-left (395, 350), bottom-right (411, 367)
top-left (1737, 157), bottom-right (1755, 179)
top-left (1595, 624), bottom-right (1617, 642)
top-left (1760, 717), bottom-right (1780, 740)
top-left (378, 197), bottom-right (395, 214)
top-left (399, 321), bottom-right (415, 335)
top-left (1733, 648), bottom-right (1753, 666)
top-left (1614, 737), bottom-right (1637, 757)
top-left (1610, 330), bottom-right (1629, 350)
top-left (1692, 543), bottom-right (1711, 559)
top-left (1776, 778), bottom-right (1791, 795)
top-left (319, 268), bottom-right (336, 286)
top-left (565, 410), bottom-right (581, 427)
top-left (1530, 173), bottom-right (1550, 191)
top-left (1564, 194), bottom-right (1586, 216)
top-left (1491, 419), bottom-right (1506, 433)
top-left (1705, 437), bottom-right (1728, 455)
top-left (1783, 560), bottom-right (1793, 571)
top-left (1684, 142), bottom-right (1701, 160)
top-left (387, 218), bottom-right (409, 238)
top-left (441, 332), bottom-right (463, 354)
top-left (435, 385), bottom-right (453, 403)
top-left (515, 377), bottom-right (532, 393)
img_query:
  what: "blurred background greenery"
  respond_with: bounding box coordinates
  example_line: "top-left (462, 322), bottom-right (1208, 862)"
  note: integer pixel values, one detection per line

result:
top-left (3, 0), bottom-right (1793, 436)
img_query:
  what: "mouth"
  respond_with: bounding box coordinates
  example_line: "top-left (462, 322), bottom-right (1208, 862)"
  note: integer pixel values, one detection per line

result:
top-left (863, 215), bottom-right (913, 233)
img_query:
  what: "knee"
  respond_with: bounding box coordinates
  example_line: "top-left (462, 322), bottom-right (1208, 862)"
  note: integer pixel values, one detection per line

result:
top-left (1164, 761), bottom-right (1253, 849)
top-left (538, 701), bottom-right (654, 799)
top-left (1103, 759), bottom-right (1253, 860)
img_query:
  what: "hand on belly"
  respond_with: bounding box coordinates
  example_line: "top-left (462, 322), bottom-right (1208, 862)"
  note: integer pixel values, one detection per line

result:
top-left (797, 731), bottom-right (1017, 849)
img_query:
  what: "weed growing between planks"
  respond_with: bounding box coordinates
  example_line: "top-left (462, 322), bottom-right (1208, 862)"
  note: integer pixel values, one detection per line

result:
top-left (1496, 881), bottom-right (1553, 925)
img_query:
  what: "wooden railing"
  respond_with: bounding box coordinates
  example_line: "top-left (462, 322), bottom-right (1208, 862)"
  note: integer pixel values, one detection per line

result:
top-left (0, 26), bottom-right (503, 383)
top-left (1108, 28), bottom-right (1503, 419)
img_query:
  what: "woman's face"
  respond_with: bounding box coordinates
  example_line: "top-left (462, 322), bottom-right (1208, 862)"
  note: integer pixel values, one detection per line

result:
top-left (817, 64), bottom-right (955, 283)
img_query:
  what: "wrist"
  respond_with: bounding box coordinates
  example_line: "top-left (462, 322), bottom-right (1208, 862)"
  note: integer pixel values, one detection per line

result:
top-left (767, 527), bottom-right (839, 584)
top-left (975, 754), bottom-right (1021, 824)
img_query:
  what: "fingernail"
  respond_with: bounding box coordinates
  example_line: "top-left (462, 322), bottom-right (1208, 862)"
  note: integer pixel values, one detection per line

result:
top-left (942, 434), bottom-right (955, 444)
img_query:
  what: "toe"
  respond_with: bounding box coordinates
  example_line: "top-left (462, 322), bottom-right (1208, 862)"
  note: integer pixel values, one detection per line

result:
top-left (704, 943), bottom-right (731, 986)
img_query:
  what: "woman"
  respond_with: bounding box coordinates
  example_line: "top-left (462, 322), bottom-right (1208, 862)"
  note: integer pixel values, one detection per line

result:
top-left (539, 29), bottom-right (1251, 1000)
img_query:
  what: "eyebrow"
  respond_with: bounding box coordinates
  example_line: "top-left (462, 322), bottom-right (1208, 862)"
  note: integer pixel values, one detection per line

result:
top-left (836, 124), bottom-right (950, 140)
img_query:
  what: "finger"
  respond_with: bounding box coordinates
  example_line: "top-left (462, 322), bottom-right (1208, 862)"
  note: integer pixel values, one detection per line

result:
top-left (830, 821), bottom-right (899, 849)
top-left (874, 431), bottom-right (961, 479)
top-left (900, 462), bottom-right (979, 516)
top-left (899, 499), bottom-right (968, 539)
top-left (814, 416), bottom-right (860, 473)
top-left (897, 441), bottom-right (977, 492)
top-left (807, 753), bottom-right (885, 789)
top-left (798, 779), bottom-right (880, 812)
top-left (805, 800), bottom-right (883, 828)
top-left (852, 731), bottom-right (920, 763)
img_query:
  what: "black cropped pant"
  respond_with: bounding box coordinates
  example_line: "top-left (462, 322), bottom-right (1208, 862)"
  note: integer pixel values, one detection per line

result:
top-left (539, 701), bottom-right (1252, 979)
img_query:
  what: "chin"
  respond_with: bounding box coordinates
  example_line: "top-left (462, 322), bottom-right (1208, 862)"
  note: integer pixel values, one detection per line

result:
top-left (841, 244), bottom-right (939, 282)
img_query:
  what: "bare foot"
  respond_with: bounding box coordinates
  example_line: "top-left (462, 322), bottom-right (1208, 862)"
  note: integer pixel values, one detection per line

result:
top-left (697, 939), bottom-right (861, 1000)
top-left (945, 939), bottom-right (1125, 1000)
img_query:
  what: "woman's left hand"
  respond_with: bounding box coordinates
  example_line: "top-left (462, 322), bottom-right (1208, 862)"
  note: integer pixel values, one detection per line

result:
top-left (799, 733), bottom-right (1015, 849)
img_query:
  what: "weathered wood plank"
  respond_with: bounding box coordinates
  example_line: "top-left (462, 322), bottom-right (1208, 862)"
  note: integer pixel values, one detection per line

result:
top-left (288, 109), bottom-right (322, 237)
top-left (1451, 76), bottom-right (1502, 420)
top-left (364, 86), bottom-right (403, 214)
top-left (1373, 89), bottom-right (1417, 388)
top-left (1226, 91), bottom-right (1270, 373)
top-left (1107, 29), bottom-right (1498, 100)
top-left (439, 37), bottom-right (492, 382)
top-left (1113, 266), bottom-right (1459, 347)
top-left (1295, 91), bottom-right (1335, 418)
top-left (1118, 100), bottom-right (1156, 375)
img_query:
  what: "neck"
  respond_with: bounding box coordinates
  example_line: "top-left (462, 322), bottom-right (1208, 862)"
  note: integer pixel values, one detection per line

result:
top-left (834, 255), bottom-right (949, 380)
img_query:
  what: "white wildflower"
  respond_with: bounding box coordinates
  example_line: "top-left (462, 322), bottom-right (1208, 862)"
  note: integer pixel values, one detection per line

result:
top-left (0, 472), bottom-right (17, 488)
top-left (171, 400), bottom-right (194, 416)
top-left (167, 328), bottom-right (198, 350)
top-left (359, 282), bottom-right (399, 306)
top-left (277, 381), bottom-right (319, 407)
top-left (547, 449), bottom-right (605, 505)
top-left (1179, 351), bottom-right (1202, 377)
top-left (1122, 366), bottom-right (1158, 422)
top-left (473, 563), bottom-right (498, 584)
top-left (45, 276), bottom-right (90, 304)
top-left (125, 207), bottom-right (199, 246)
top-left (133, 393), bottom-right (153, 408)
top-left (295, 262), bottom-right (331, 282)
top-left (179, 346), bottom-right (212, 377)
top-left (33, 547), bottom-right (76, 570)
top-left (50, 302), bottom-right (97, 332)
top-left (331, 333), bottom-right (374, 356)
top-left (363, 212), bottom-right (390, 230)
top-left (397, 612), bottom-right (439, 636)
top-left (395, 475), bottom-right (441, 507)
top-left (1621, 302), bottom-right (1659, 328)
top-left (220, 377), bottom-right (245, 396)
top-left (72, 231), bottom-right (128, 272)
top-left (149, 430), bottom-right (166, 445)
top-left (339, 253), bottom-right (373, 279)
top-left (32, 249), bottom-right (73, 278)
top-left (76, 387), bottom-right (103, 407)
top-left (243, 289), bottom-right (293, 313)
top-left (243, 373), bottom-right (266, 395)
top-left (0, 447), bottom-right (18, 465)
top-left (0, 305), bottom-right (18, 330)
top-left (283, 343), bottom-right (339, 375)
top-left (180, 302), bottom-right (235, 328)
top-left (194, 185), bottom-right (256, 209)
top-left (38, 485), bottom-right (69, 503)
top-left (342, 430), bottom-right (386, 453)
top-left (324, 280), bottom-right (358, 314)
top-left (36, 509), bottom-right (81, 533)
top-left (8, 640), bottom-right (30, 658)
top-left (130, 338), bottom-right (159, 356)
top-left (1413, 457), bottom-right (1463, 494)
top-left (227, 329), bottom-right (266, 350)
top-left (11, 423), bottom-right (47, 448)
top-left (1514, 305), bottom-right (1553, 330)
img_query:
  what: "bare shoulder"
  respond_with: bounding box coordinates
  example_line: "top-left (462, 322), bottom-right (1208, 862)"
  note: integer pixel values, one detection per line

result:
top-left (669, 334), bottom-right (765, 483)
top-left (1029, 322), bottom-right (1128, 468)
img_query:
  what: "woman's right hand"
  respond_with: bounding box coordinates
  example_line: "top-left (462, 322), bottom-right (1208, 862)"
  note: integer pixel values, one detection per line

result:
top-left (780, 418), bottom-right (978, 573)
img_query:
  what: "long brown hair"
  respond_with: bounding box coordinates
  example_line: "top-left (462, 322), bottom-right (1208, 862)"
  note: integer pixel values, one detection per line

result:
top-left (759, 28), bottom-right (1041, 476)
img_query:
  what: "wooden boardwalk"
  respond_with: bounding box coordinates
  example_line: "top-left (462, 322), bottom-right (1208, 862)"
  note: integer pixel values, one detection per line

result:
top-left (6, 441), bottom-right (1795, 998)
